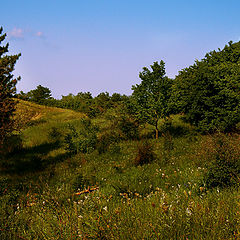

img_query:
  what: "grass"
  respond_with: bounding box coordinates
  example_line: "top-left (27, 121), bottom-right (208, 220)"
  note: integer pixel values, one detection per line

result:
top-left (0, 100), bottom-right (240, 239)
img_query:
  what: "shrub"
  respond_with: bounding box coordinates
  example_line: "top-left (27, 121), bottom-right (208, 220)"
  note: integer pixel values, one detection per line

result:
top-left (1, 134), bottom-right (23, 157)
top-left (203, 133), bottom-right (240, 188)
top-left (117, 116), bottom-right (139, 140)
top-left (96, 129), bottom-right (121, 154)
top-left (134, 141), bottom-right (156, 166)
top-left (64, 122), bottom-right (98, 154)
top-left (48, 127), bottom-right (62, 143)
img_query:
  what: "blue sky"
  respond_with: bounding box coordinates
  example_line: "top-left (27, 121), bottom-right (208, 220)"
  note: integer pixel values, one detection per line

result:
top-left (2, 0), bottom-right (240, 98)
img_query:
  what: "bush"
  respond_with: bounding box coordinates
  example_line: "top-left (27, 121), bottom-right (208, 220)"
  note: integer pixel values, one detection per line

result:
top-left (203, 133), bottom-right (240, 188)
top-left (96, 129), bottom-right (121, 154)
top-left (134, 141), bottom-right (156, 166)
top-left (117, 116), bottom-right (139, 140)
top-left (48, 127), bottom-right (62, 143)
top-left (1, 134), bottom-right (23, 156)
top-left (64, 121), bottom-right (98, 154)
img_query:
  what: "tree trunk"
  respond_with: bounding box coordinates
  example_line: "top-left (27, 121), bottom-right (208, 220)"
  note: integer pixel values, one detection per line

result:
top-left (155, 120), bottom-right (159, 139)
top-left (155, 128), bottom-right (159, 139)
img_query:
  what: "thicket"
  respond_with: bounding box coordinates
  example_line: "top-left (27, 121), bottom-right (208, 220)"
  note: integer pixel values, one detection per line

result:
top-left (173, 41), bottom-right (240, 132)
top-left (17, 89), bottom-right (129, 118)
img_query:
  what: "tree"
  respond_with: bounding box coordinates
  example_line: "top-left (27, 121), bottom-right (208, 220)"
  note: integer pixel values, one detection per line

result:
top-left (131, 61), bottom-right (173, 139)
top-left (174, 41), bottom-right (240, 132)
top-left (0, 27), bottom-right (21, 150)
top-left (28, 85), bottom-right (52, 103)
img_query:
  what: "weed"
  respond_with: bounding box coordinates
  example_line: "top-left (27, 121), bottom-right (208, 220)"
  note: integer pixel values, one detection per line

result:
top-left (134, 140), bottom-right (156, 166)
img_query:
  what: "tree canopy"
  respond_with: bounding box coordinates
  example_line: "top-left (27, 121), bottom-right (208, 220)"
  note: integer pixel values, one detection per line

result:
top-left (28, 85), bottom-right (52, 103)
top-left (131, 61), bottom-right (173, 138)
top-left (174, 41), bottom-right (240, 132)
top-left (0, 27), bottom-right (21, 149)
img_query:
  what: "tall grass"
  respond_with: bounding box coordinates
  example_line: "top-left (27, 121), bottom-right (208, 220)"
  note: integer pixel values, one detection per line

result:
top-left (0, 100), bottom-right (240, 239)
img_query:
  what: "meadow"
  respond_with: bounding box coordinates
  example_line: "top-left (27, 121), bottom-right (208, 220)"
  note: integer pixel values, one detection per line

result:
top-left (0, 100), bottom-right (240, 239)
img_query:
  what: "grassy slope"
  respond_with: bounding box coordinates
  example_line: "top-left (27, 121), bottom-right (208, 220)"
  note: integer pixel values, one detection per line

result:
top-left (0, 101), bottom-right (240, 239)
top-left (15, 99), bottom-right (86, 146)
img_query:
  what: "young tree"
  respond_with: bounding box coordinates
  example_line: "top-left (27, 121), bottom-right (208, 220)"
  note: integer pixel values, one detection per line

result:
top-left (131, 61), bottom-right (173, 139)
top-left (0, 27), bottom-right (21, 150)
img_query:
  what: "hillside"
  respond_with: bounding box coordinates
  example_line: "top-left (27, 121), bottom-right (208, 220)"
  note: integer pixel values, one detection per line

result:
top-left (0, 101), bottom-right (240, 239)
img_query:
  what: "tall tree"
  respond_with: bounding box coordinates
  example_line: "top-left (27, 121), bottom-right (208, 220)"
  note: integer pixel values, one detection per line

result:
top-left (0, 27), bottom-right (21, 150)
top-left (131, 61), bottom-right (173, 138)
top-left (28, 85), bottom-right (52, 103)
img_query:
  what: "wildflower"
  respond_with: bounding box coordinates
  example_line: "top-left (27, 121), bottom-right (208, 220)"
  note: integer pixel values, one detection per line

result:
top-left (103, 206), bottom-right (108, 212)
top-left (186, 208), bottom-right (192, 216)
top-left (134, 192), bottom-right (140, 197)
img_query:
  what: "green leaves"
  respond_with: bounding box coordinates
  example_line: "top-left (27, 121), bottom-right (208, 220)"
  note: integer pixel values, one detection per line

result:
top-left (174, 41), bottom-right (240, 132)
top-left (0, 27), bottom-right (21, 150)
top-left (131, 61), bottom-right (173, 138)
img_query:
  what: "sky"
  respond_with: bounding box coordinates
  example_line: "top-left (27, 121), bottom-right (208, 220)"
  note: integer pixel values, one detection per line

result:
top-left (1, 0), bottom-right (240, 98)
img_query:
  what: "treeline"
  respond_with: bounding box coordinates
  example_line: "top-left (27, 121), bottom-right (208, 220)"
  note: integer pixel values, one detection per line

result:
top-left (16, 87), bottom-right (129, 118)
top-left (16, 41), bottom-right (240, 134)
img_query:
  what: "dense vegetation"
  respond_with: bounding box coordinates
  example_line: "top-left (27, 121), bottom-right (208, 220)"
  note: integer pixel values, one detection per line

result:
top-left (1, 27), bottom-right (240, 239)
top-left (173, 41), bottom-right (240, 132)
top-left (0, 27), bottom-right (20, 150)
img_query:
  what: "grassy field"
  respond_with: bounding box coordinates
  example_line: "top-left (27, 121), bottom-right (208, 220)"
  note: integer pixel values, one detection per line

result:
top-left (0, 100), bottom-right (240, 239)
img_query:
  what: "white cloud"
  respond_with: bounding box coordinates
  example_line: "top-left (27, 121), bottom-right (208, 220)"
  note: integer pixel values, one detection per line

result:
top-left (9, 27), bottom-right (24, 39)
top-left (8, 28), bottom-right (45, 40)
top-left (36, 31), bottom-right (44, 37)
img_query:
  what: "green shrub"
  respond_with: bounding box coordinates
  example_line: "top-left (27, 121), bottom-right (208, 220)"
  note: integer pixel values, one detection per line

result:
top-left (1, 134), bottom-right (23, 156)
top-left (48, 127), bottom-right (62, 142)
top-left (64, 121), bottom-right (98, 154)
top-left (117, 116), bottom-right (139, 140)
top-left (96, 129), bottom-right (121, 154)
top-left (203, 133), bottom-right (240, 188)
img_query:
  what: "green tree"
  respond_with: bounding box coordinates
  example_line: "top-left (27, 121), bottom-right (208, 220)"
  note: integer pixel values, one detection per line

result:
top-left (0, 27), bottom-right (21, 150)
top-left (131, 61), bottom-right (173, 139)
top-left (174, 41), bottom-right (240, 132)
top-left (28, 85), bottom-right (52, 103)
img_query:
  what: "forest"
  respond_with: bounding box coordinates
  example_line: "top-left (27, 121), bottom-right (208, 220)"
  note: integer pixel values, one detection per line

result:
top-left (1, 26), bottom-right (240, 239)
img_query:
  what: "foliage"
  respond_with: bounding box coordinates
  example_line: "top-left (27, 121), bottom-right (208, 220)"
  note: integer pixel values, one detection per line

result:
top-left (203, 133), bottom-right (240, 188)
top-left (64, 120), bottom-right (98, 154)
top-left (131, 61), bottom-right (173, 138)
top-left (96, 129), bottom-right (121, 154)
top-left (174, 41), bottom-right (240, 132)
top-left (1, 99), bottom-right (240, 239)
top-left (117, 115), bottom-right (139, 140)
top-left (48, 126), bottom-right (63, 143)
top-left (27, 85), bottom-right (52, 103)
top-left (0, 27), bottom-right (21, 150)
